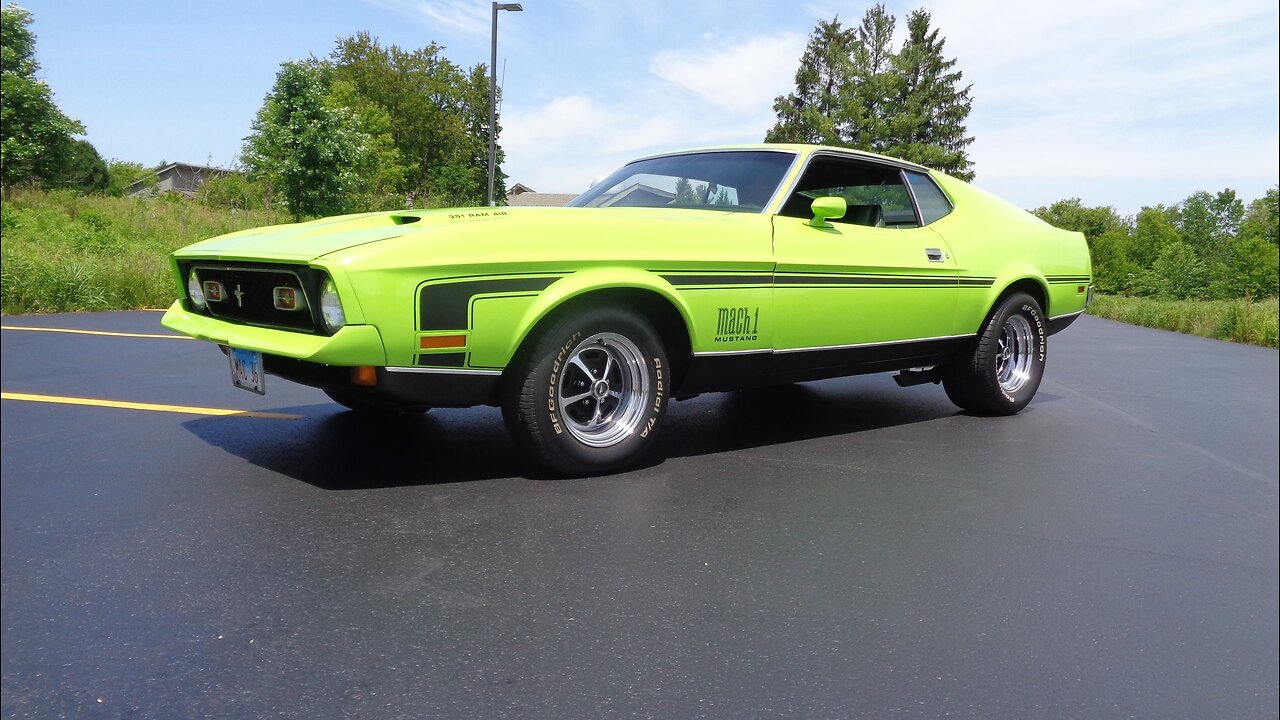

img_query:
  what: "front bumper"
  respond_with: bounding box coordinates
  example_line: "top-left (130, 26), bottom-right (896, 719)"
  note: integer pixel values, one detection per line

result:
top-left (161, 301), bottom-right (386, 366)
top-left (163, 301), bottom-right (500, 408)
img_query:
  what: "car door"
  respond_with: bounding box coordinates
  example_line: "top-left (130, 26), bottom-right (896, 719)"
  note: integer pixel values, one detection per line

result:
top-left (771, 154), bottom-right (960, 355)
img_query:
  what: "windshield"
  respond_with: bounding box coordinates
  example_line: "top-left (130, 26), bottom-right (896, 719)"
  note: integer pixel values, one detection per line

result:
top-left (568, 150), bottom-right (796, 213)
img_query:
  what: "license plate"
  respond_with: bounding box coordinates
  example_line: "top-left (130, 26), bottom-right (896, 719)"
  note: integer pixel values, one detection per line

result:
top-left (229, 347), bottom-right (265, 395)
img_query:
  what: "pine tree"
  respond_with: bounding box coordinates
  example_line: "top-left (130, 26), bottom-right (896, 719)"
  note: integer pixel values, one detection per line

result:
top-left (764, 18), bottom-right (854, 145)
top-left (765, 6), bottom-right (976, 179)
top-left (845, 4), bottom-right (897, 152)
top-left (885, 9), bottom-right (974, 179)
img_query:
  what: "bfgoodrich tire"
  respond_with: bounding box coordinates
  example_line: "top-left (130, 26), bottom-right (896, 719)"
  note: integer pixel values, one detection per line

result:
top-left (942, 292), bottom-right (1047, 415)
top-left (503, 305), bottom-right (670, 476)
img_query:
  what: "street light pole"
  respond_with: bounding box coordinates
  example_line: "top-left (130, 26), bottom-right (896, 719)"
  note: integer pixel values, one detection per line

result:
top-left (488, 2), bottom-right (522, 207)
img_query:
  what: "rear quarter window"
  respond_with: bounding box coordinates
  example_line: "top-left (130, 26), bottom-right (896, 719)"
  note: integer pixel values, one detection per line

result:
top-left (905, 171), bottom-right (953, 225)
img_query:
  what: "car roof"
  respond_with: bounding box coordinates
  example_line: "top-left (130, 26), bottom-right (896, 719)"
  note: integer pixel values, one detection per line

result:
top-left (632, 144), bottom-right (934, 173)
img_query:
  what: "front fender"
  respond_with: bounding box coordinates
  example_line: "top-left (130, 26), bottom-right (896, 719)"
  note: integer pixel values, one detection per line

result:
top-left (468, 268), bottom-right (695, 370)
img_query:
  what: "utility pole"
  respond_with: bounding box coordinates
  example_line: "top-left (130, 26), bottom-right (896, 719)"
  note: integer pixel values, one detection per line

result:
top-left (488, 2), bottom-right (523, 207)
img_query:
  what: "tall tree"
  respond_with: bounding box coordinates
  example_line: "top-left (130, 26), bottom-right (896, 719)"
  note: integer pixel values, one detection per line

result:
top-left (845, 4), bottom-right (897, 151)
top-left (766, 5), bottom-right (975, 178)
top-left (1239, 187), bottom-right (1278, 246)
top-left (1031, 198), bottom-right (1127, 243)
top-left (1130, 206), bottom-right (1182, 268)
top-left (884, 9), bottom-right (974, 179)
top-left (1, 4), bottom-right (84, 193)
top-left (764, 18), bottom-right (854, 145)
top-left (329, 32), bottom-right (498, 207)
top-left (47, 137), bottom-right (108, 191)
top-left (242, 61), bottom-right (373, 220)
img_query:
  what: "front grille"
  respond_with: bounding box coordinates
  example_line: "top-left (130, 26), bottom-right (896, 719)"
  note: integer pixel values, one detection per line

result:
top-left (191, 264), bottom-right (319, 332)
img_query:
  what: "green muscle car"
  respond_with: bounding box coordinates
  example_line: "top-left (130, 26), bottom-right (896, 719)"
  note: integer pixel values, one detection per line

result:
top-left (162, 144), bottom-right (1092, 474)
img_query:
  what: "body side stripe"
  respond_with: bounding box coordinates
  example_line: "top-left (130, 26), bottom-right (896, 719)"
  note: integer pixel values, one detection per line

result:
top-left (419, 276), bottom-right (561, 331)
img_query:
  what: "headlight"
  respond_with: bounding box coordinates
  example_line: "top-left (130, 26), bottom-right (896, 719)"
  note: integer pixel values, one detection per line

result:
top-left (187, 269), bottom-right (206, 310)
top-left (319, 277), bottom-right (345, 332)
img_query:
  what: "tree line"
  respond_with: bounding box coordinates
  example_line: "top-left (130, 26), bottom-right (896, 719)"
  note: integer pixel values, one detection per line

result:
top-left (1034, 190), bottom-right (1279, 300)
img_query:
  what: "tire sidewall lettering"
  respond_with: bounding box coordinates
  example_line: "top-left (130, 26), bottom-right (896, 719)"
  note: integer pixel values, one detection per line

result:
top-left (546, 331), bottom-right (581, 436)
top-left (999, 300), bottom-right (1046, 403)
top-left (641, 357), bottom-right (665, 438)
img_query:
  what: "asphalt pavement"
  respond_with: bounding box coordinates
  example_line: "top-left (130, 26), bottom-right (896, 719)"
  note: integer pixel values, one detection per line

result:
top-left (2, 310), bottom-right (1277, 719)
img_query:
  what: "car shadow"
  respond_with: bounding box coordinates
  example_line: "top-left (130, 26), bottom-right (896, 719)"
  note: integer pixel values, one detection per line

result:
top-left (182, 405), bottom-right (528, 489)
top-left (181, 375), bottom-right (1019, 489)
top-left (655, 377), bottom-right (969, 462)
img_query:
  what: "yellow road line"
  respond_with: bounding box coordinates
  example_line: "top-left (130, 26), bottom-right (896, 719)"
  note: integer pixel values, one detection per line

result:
top-left (1, 392), bottom-right (300, 420)
top-left (1, 325), bottom-right (192, 340)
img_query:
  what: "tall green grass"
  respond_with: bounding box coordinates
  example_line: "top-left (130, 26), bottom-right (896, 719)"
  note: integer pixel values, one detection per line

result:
top-left (1, 190), bottom-right (274, 314)
top-left (1088, 294), bottom-right (1279, 348)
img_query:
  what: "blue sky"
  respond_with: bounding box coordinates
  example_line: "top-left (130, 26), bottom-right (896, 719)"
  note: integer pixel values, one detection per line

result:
top-left (19, 0), bottom-right (1280, 214)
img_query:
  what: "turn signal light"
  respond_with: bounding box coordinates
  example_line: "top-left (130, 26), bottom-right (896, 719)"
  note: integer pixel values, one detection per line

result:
top-left (351, 366), bottom-right (378, 387)
top-left (419, 334), bottom-right (467, 349)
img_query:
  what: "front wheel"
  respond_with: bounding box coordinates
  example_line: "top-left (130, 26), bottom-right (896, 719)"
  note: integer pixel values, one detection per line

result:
top-left (503, 305), bottom-right (669, 475)
top-left (942, 292), bottom-right (1047, 415)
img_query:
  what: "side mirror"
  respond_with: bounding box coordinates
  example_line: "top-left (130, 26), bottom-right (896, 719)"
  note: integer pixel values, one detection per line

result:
top-left (807, 196), bottom-right (846, 228)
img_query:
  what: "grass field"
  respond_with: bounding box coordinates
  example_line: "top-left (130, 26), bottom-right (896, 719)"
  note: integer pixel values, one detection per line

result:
top-left (2, 190), bottom-right (1277, 349)
top-left (1087, 294), bottom-right (1278, 348)
top-left (1, 190), bottom-right (274, 315)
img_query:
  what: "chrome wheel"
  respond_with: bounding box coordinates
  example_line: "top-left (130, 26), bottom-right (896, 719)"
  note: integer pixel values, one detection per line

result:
top-left (996, 314), bottom-right (1035, 394)
top-left (557, 332), bottom-right (650, 448)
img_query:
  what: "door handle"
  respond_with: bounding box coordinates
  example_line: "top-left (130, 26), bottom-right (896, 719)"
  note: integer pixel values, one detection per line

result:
top-left (925, 248), bottom-right (946, 262)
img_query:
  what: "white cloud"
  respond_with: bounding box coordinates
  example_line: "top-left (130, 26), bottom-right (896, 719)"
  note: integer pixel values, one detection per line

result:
top-left (502, 32), bottom-right (809, 192)
top-left (922, 0), bottom-right (1279, 208)
top-left (361, 0), bottom-right (492, 37)
top-left (649, 33), bottom-right (805, 115)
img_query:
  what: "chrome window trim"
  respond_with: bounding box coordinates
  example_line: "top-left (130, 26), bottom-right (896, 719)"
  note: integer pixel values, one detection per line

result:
top-left (766, 149), bottom-right (931, 219)
top-left (572, 148), bottom-right (802, 214)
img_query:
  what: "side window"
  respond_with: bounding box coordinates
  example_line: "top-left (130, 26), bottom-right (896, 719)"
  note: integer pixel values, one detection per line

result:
top-left (904, 171), bottom-right (953, 225)
top-left (779, 156), bottom-right (919, 229)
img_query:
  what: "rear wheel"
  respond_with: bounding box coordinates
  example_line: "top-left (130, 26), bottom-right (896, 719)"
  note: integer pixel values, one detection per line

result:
top-left (942, 292), bottom-right (1046, 415)
top-left (324, 389), bottom-right (429, 416)
top-left (503, 305), bottom-right (669, 475)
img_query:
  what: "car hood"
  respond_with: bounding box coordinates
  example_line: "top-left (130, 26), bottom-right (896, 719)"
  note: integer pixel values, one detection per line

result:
top-left (171, 206), bottom-right (754, 264)
top-left (170, 210), bottom-right (466, 262)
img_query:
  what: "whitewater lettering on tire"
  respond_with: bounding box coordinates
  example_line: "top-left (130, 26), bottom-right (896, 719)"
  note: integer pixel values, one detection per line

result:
top-left (1024, 303), bottom-right (1047, 362)
top-left (546, 331), bottom-right (581, 436)
top-left (641, 357), bottom-right (664, 438)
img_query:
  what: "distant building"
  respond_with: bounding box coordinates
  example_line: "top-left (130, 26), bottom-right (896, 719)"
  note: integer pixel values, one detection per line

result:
top-left (125, 162), bottom-right (232, 198)
top-left (593, 182), bottom-right (673, 207)
top-left (506, 183), bottom-right (577, 207)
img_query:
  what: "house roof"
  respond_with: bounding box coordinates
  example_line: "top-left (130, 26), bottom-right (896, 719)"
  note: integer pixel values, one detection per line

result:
top-left (507, 191), bottom-right (578, 207)
top-left (123, 162), bottom-right (234, 195)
